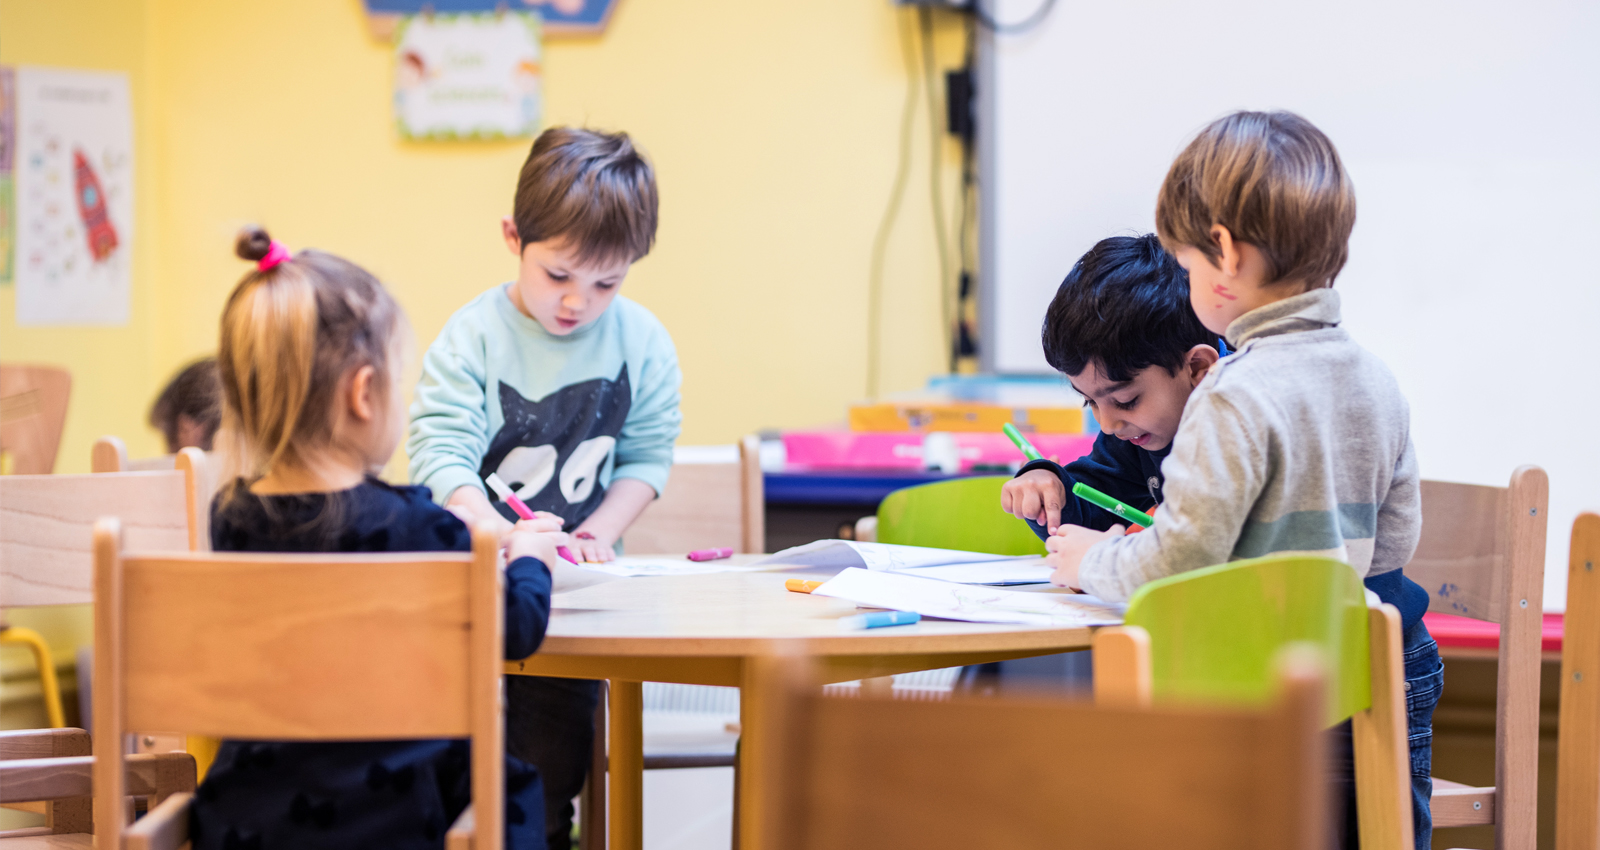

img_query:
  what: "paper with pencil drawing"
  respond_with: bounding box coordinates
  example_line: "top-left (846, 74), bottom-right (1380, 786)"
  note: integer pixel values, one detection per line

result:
top-left (753, 540), bottom-right (1034, 572)
top-left (894, 557), bottom-right (1053, 586)
top-left (814, 568), bottom-right (1124, 627)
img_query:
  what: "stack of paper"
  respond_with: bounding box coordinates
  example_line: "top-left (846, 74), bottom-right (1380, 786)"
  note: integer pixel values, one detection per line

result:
top-left (577, 557), bottom-right (762, 578)
top-left (813, 568), bottom-right (1124, 627)
top-left (754, 540), bottom-right (1052, 586)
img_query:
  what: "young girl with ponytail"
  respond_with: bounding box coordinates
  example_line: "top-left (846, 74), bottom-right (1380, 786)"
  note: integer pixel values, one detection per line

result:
top-left (193, 227), bottom-right (555, 850)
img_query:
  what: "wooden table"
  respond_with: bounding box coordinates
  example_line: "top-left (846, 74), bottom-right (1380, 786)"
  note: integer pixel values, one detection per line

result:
top-left (506, 555), bottom-right (1100, 850)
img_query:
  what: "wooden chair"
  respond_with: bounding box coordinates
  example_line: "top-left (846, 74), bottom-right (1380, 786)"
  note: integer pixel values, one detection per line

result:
top-left (622, 435), bottom-right (764, 555)
top-left (0, 364), bottom-right (71, 475)
top-left (578, 435), bottom-right (764, 850)
top-left (753, 642), bottom-right (1331, 850)
top-left (0, 728), bottom-right (195, 845)
top-left (90, 517), bottom-right (507, 850)
top-left (1091, 554), bottom-right (1413, 850)
top-left (1403, 467), bottom-right (1548, 848)
top-left (1556, 511), bottom-right (1600, 850)
top-left (0, 449), bottom-right (208, 730)
top-left (91, 436), bottom-right (217, 550)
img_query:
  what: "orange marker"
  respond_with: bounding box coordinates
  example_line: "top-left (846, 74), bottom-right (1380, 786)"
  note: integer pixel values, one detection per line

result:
top-left (785, 578), bottom-right (825, 594)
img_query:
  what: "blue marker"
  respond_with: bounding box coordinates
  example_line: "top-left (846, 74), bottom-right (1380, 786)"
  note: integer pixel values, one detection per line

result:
top-left (840, 610), bottom-right (921, 630)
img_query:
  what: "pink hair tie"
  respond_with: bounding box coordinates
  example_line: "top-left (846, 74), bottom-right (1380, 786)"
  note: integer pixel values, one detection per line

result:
top-left (258, 241), bottom-right (291, 271)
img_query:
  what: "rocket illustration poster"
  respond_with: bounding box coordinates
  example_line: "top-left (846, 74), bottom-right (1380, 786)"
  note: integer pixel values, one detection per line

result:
top-left (15, 67), bottom-right (132, 326)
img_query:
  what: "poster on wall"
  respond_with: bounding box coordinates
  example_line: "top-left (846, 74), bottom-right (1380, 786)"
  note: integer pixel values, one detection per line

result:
top-left (15, 67), bottom-right (132, 326)
top-left (0, 66), bottom-right (15, 286)
top-left (394, 13), bottom-right (542, 141)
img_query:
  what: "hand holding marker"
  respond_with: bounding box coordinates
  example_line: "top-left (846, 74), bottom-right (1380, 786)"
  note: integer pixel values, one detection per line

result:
top-left (485, 473), bottom-right (581, 566)
top-left (1070, 482), bottom-right (1154, 529)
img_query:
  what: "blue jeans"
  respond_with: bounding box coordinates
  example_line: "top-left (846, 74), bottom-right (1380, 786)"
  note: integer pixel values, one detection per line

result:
top-left (1331, 618), bottom-right (1444, 850)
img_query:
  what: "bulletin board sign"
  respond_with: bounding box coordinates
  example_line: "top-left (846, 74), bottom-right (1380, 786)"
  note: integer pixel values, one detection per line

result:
top-left (364, 0), bottom-right (620, 39)
top-left (395, 13), bottom-right (542, 141)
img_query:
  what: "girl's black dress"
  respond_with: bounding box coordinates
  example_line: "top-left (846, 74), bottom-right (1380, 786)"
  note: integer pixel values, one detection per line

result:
top-left (190, 477), bottom-right (551, 850)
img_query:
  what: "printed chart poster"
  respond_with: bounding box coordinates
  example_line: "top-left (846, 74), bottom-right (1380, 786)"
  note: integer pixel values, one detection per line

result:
top-left (15, 67), bottom-right (133, 326)
top-left (1, 66), bottom-right (14, 285)
top-left (395, 13), bottom-right (542, 141)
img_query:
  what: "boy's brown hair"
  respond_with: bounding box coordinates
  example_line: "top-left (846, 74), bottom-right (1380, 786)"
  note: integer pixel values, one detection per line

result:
top-left (1156, 111), bottom-right (1355, 289)
top-left (512, 127), bottom-right (658, 268)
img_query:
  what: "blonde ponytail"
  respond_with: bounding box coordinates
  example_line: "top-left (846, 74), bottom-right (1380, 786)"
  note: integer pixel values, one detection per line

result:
top-left (216, 226), bottom-right (402, 502)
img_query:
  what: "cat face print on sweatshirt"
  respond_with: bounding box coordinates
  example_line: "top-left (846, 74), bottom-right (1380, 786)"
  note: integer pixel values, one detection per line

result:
top-left (478, 365), bottom-right (632, 525)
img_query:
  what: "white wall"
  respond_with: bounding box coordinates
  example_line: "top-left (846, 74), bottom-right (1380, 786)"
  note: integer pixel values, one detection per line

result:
top-left (981, 0), bottom-right (1600, 607)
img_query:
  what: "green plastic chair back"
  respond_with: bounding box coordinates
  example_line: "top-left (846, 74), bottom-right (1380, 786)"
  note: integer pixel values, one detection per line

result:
top-left (1124, 554), bottom-right (1370, 727)
top-left (876, 476), bottom-right (1048, 556)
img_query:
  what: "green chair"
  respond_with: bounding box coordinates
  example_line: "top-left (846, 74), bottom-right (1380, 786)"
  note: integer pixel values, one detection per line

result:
top-left (1091, 554), bottom-right (1412, 850)
top-left (868, 476), bottom-right (1047, 556)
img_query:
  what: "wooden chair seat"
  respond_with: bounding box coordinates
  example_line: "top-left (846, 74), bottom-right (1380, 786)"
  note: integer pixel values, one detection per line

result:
top-left (1430, 777), bottom-right (1495, 827)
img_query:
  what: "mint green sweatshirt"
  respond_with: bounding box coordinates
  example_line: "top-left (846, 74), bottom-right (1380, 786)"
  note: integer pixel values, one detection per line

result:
top-left (406, 285), bottom-right (682, 527)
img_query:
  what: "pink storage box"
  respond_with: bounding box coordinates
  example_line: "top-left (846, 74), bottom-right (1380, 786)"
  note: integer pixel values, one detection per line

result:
top-left (783, 429), bottom-right (1096, 472)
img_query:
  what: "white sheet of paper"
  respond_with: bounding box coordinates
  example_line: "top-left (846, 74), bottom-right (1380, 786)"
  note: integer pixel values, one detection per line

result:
top-left (813, 567), bottom-right (1125, 627)
top-left (893, 557), bottom-right (1053, 586)
top-left (753, 540), bottom-right (1033, 572)
top-left (577, 556), bottom-right (761, 578)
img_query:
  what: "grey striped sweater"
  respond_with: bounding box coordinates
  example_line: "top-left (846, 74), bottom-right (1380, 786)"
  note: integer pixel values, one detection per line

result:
top-left (1078, 288), bottom-right (1421, 603)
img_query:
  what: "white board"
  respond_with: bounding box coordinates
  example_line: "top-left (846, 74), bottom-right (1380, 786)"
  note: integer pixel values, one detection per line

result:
top-left (14, 66), bottom-right (133, 326)
top-left (979, 0), bottom-right (1600, 607)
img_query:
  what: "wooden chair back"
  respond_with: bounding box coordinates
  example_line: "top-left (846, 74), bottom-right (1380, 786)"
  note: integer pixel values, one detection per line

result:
top-left (1402, 466), bottom-right (1548, 845)
top-left (91, 518), bottom-right (506, 849)
top-left (623, 435), bottom-right (764, 554)
top-left (92, 436), bottom-right (217, 547)
top-left (0, 448), bottom-right (207, 608)
top-left (1557, 511), bottom-right (1600, 850)
top-left (754, 645), bottom-right (1331, 850)
top-left (0, 364), bottom-right (71, 474)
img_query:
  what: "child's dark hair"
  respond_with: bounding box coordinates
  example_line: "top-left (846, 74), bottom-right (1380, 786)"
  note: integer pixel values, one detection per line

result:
top-left (149, 357), bottom-right (222, 453)
top-left (1042, 234), bottom-right (1222, 382)
top-left (512, 127), bottom-right (658, 268)
top-left (217, 226), bottom-right (402, 488)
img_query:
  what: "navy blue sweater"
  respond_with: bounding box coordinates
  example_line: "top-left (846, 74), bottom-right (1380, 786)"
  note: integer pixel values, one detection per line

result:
top-left (194, 477), bottom-right (550, 850)
top-left (1019, 433), bottom-right (1429, 630)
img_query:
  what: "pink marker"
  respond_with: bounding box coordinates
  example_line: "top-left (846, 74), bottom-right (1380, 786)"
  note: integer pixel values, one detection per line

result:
top-left (687, 547), bottom-right (734, 562)
top-left (485, 473), bottom-right (579, 566)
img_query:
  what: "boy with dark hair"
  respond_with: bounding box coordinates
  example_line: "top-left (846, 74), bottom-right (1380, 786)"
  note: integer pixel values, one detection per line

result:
top-left (1001, 233), bottom-right (1225, 536)
top-left (149, 357), bottom-right (222, 453)
top-left (409, 126), bottom-right (681, 850)
top-left (1046, 111), bottom-right (1438, 848)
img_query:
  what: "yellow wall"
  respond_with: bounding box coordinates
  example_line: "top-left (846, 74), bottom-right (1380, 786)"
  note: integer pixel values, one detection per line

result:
top-left (1, 0), bottom-right (966, 722)
top-left (148, 0), bottom-right (968, 452)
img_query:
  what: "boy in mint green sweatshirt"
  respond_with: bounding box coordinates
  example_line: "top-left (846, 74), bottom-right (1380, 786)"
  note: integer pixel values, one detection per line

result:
top-left (408, 127), bottom-right (680, 850)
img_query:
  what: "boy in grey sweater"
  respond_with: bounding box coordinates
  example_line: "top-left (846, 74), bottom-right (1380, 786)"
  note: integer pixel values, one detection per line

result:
top-left (1046, 111), bottom-right (1441, 849)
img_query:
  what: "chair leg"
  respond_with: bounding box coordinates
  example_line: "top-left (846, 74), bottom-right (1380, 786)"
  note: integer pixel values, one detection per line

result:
top-left (730, 739), bottom-right (741, 850)
top-left (0, 627), bottom-right (66, 728)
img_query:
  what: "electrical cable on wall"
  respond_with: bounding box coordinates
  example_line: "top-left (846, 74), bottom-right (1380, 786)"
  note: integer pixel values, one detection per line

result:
top-left (866, 7), bottom-right (923, 401)
top-left (969, 0), bottom-right (1058, 34)
top-left (918, 6), bottom-right (957, 374)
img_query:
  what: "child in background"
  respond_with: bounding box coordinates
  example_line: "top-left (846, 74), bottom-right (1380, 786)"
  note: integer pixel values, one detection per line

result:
top-left (408, 127), bottom-right (681, 849)
top-left (1045, 111), bottom-right (1440, 848)
top-left (196, 227), bottom-right (560, 850)
top-left (1001, 234), bottom-right (1225, 537)
top-left (149, 357), bottom-right (221, 452)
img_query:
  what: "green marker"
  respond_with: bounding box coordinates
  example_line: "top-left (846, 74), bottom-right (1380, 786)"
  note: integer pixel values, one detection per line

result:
top-left (1002, 422), bottom-right (1042, 462)
top-left (1071, 482), bottom-right (1155, 528)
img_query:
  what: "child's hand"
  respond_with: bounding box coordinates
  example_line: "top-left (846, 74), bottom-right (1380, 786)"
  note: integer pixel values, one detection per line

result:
top-left (569, 531), bottom-right (616, 564)
top-left (506, 529), bottom-right (571, 567)
top-left (1001, 470), bottom-right (1068, 533)
top-left (1045, 524), bottom-right (1125, 590)
top-left (514, 512), bottom-right (565, 535)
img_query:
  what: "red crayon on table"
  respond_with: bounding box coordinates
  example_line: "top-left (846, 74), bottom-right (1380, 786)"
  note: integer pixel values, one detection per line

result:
top-left (687, 547), bottom-right (733, 562)
top-left (486, 473), bottom-right (579, 565)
